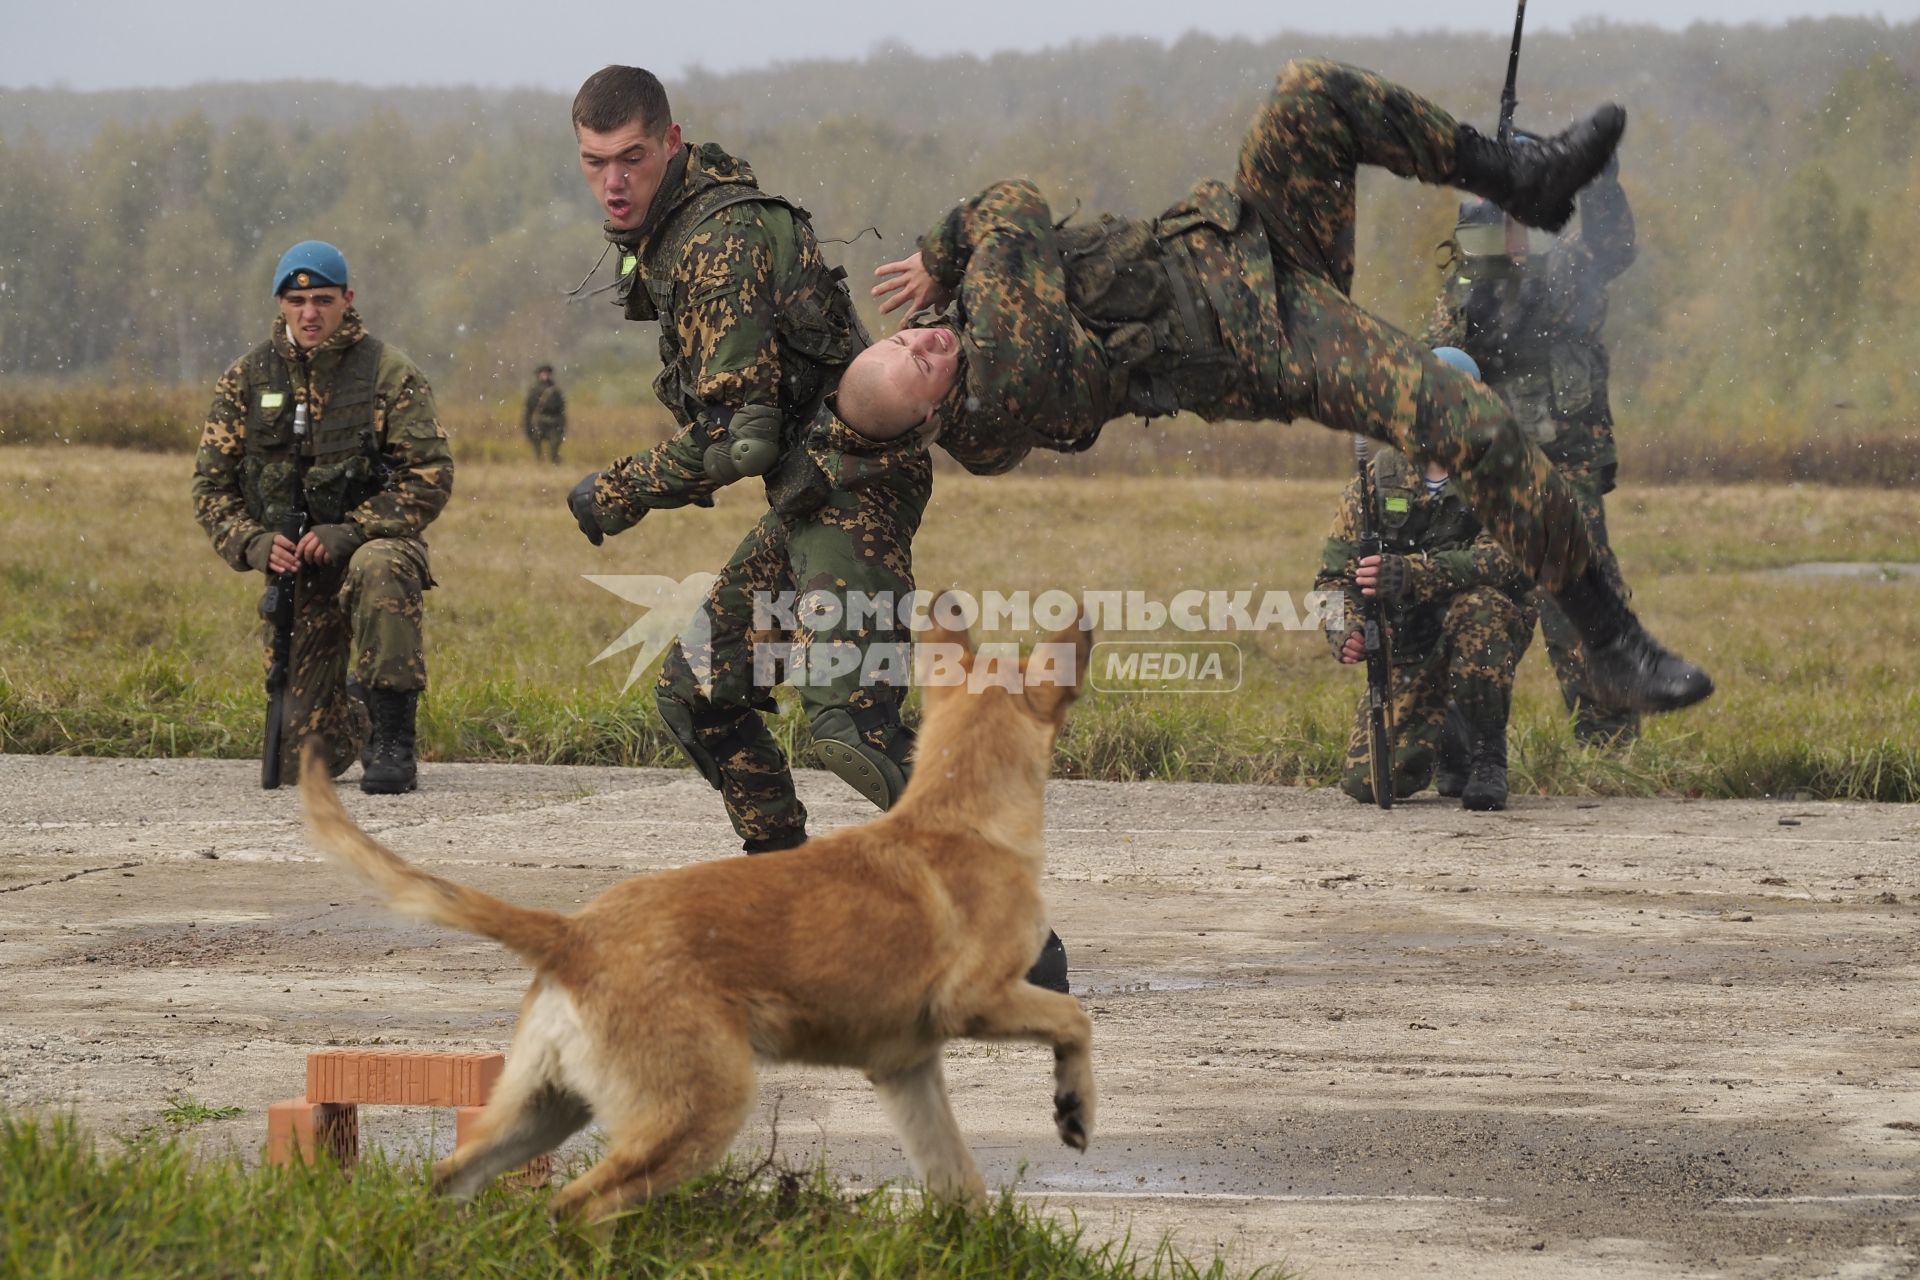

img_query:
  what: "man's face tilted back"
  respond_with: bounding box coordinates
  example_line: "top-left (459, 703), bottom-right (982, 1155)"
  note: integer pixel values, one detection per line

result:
top-left (578, 116), bottom-right (683, 232)
top-left (839, 328), bottom-right (963, 439)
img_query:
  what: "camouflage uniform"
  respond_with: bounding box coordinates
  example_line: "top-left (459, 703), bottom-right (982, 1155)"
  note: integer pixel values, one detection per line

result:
top-left (192, 310), bottom-right (454, 779)
top-left (522, 377), bottom-right (567, 463)
top-left (915, 58), bottom-right (1596, 593)
top-left (585, 142), bottom-right (930, 850)
top-left (1315, 449), bottom-right (1537, 802)
top-left (1424, 169), bottom-right (1640, 741)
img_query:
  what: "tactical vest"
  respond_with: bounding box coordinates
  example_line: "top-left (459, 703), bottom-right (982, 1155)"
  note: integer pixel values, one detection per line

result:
top-left (1371, 450), bottom-right (1484, 666)
top-left (615, 147), bottom-right (866, 449)
top-left (1056, 180), bottom-right (1265, 423)
top-left (528, 384), bottom-right (565, 423)
top-left (238, 336), bottom-right (385, 530)
top-left (1458, 272), bottom-right (1611, 448)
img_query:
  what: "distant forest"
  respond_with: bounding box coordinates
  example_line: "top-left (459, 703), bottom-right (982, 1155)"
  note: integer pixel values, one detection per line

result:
top-left (1, 19), bottom-right (1915, 450)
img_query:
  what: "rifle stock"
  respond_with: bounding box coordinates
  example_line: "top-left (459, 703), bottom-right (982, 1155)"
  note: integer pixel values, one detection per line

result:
top-left (260, 401), bottom-right (311, 789)
top-left (1353, 437), bottom-right (1395, 810)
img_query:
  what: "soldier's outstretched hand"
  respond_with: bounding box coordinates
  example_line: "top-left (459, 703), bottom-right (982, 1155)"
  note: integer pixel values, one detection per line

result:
top-left (568, 472), bottom-right (607, 547)
top-left (872, 252), bottom-right (952, 319)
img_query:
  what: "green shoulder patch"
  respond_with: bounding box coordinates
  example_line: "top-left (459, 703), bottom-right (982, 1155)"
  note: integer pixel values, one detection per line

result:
top-left (259, 392), bottom-right (285, 411)
top-left (1385, 496), bottom-right (1411, 513)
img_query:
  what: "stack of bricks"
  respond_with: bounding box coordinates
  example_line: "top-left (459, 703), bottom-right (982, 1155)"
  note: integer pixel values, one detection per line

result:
top-left (267, 1049), bottom-right (553, 1183)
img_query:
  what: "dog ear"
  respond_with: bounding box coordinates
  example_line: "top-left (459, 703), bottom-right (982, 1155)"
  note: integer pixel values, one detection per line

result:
top-left (917, 591), bottom-right (975, 691)
top-left (1022, 607), bottom-right (1093, 722)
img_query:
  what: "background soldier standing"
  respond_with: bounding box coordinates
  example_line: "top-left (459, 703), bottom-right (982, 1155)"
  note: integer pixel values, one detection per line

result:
top-left (191, 240), bottom-right (454, 794)
top-left (1317, 351), bottom-right (1537, 811)
top-left (521, 363), bottom-right (567, 464)
top-left (1425, 148), bottom-right (1640, 744)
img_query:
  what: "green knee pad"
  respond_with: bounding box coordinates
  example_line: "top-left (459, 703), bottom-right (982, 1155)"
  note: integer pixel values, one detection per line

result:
top-left (656, 696), bottom-right (723, 788)
top-left (809, 708), bottom-right (909, 810)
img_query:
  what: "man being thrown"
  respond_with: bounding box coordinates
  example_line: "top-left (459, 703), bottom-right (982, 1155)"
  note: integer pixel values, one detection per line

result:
top-left (840, 58), bottom-right (1711, 716)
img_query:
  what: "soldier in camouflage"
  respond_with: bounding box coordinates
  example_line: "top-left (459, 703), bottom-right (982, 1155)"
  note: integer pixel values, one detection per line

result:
top-left (847, 58), bottom-right (1710, 719)
top-left (521, 364), bottom-right (567, 464)
top-left (192, 240), bottom-right (454, 794)
top-left (1424, 148), bottom-right (1640, 744)
top-left (558, 65), bottom-right (1069, 992)
top-left (1317, 368), bottom-right (1536, 811)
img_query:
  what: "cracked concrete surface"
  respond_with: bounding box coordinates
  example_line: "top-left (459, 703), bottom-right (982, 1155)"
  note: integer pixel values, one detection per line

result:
top-left (3, 754), bottom-right (1919, 1278)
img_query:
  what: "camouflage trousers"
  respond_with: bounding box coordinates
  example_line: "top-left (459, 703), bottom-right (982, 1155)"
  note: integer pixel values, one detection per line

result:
top-left (1238, 58), bottom-right (1597, 592)
top-left (655, 472), bottom-right (927, 849)
top-left (525, 415), bottom-right (565, 463)
top-left (1535, 470), bottom-right (1641, 742)
top-left (1340, 585), bottom-right (1537, 803)
top-left (266, 536), bottom-right (433, 780)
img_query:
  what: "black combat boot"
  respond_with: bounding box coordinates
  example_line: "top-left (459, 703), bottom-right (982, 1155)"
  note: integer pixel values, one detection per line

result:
top-left (1453, 105), bottom-right (1626, 233)
top-left (1461, 733), bottom-right (1509, 812)
top-left (360, 689), bottom-right (419, 795)
top-left (1026, 930), bottom-right (1070, 994)
top-left (743, 829), bottom-right (807, 855)
top-left (1554, 564), bottom-right (1714, 713)
top-left (1435, 702), bottom-right (1472, 799)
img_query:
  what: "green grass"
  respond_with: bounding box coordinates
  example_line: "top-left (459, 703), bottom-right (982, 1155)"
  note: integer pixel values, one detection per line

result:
top-left (157, 1098), bottom-right (245, 1130)
top-left (4, 446), bottom-right (1918, 800)
top-left (0, 1116), bottom-right (1278, 1280)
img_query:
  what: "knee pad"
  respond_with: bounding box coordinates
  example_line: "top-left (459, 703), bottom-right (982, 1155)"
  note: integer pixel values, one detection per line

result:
top-left (700, 403), bottom-right (782, 484)
top-left (655, 693), bottom-right (722, 788)
top-left (808, 708), bottom-right (910, 810)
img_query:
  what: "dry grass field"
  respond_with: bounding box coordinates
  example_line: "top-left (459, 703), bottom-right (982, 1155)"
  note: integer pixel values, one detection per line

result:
top-left (3, 444), bottom-right (1916, 798)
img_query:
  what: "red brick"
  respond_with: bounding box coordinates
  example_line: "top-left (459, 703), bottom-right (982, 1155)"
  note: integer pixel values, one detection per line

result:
top-left (266, 1096), bottom-right (358, 1167)
top-left (306, 1050), bottom-right (503, 1106)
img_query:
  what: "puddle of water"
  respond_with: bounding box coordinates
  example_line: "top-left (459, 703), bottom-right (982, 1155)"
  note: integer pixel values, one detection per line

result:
top-left (1763, 562), bottom-right (1920, 584)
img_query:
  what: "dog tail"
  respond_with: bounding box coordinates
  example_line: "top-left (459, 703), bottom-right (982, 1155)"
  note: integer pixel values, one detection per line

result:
top-left (297, 741), bottom-right (572, 970)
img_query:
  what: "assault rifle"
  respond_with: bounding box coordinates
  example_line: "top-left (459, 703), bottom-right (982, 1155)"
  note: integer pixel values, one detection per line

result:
top-left (1353, 436), bottom-right (1394, 811)
top-left (1498, 0), bottom-right (1531, 259)
top-left (260, 400), bottom-right (311, 789)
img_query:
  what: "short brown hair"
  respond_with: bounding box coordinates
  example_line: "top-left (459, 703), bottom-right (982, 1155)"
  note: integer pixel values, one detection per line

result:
top-left (572, 66), bottom-right (673, 135)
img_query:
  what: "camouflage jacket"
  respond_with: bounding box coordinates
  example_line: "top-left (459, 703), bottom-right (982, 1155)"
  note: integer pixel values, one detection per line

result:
top-left (192, 311), bottom-right (455, 571)
top-left (916, 177), bottom-right (1283, 475)
top-left (1314, 448), bottom-right (1531, 666)
top-left (593, 141), bottom-right (896, 529)
top-left (1422, 174), bottom-right (1635, 479)
top-left (522, 381), bottom-right (566, 428)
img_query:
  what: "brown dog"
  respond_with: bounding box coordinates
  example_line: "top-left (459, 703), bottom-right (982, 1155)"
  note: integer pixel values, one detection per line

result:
top-left (297, 611), bottom-right (1095, 1223)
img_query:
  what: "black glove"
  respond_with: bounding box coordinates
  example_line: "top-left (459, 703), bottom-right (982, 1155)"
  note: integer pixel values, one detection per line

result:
top-left (568, 472), bottom-right (605, 546)
top-left (1369, 553), bottom-right (1416, 602)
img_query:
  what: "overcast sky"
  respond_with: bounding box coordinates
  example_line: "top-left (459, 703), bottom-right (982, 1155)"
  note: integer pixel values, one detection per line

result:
top-left (3, 0), bottom-right (1912, 91)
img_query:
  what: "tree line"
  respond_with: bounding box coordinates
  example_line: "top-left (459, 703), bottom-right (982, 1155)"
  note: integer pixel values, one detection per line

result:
top-left (0, 19), bottom-right (1914, 455)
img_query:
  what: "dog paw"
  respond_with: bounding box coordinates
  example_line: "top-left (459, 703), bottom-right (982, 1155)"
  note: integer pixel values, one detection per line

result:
top-left (1054, 1090), bottom-right (1089, 1151)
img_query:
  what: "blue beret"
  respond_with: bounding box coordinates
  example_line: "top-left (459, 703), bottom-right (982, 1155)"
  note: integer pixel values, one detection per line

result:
top-left (272, 240), bottom-right (349, 296)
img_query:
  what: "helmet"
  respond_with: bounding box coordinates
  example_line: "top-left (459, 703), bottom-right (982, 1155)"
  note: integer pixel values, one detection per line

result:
top-left (1431, 346), bottom-right (1482, 380)
top-left (1453, 198), bottom-right (1509, 267)
top-left (272, 241), bottom-right (350, 296)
